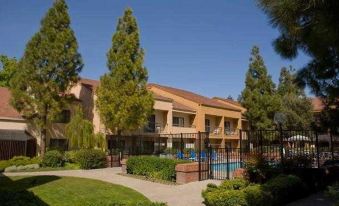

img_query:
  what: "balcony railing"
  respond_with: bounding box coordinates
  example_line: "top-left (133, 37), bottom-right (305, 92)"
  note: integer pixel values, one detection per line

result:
top-left (207, 127), bottom-right (223, 136)
top-left (224, 129), bottom-right (238, 136)
top-left (144, 123), bottom-right (163, 133)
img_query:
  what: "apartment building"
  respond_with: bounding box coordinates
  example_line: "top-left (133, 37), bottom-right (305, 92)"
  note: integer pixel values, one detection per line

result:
top-left (148, 84), bottom-right (245, 148)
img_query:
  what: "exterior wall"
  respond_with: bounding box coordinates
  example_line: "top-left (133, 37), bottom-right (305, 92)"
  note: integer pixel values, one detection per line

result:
top-left (171, 111), bottom-right (196, 133)
top-left (0, 119), bottom-right (27, 130)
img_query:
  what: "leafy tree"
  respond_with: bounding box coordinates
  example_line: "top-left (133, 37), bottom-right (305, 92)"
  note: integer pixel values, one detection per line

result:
top-left (240, 46), bottom-right (280, 130)
top-left (10, 0), bottom-right (83, 155)
top-left (0, 55), bottom-right (17, 88)
top-left (277, 67), bottom-right (313, 129)
top-left (96, 8), bottom-right (154, 135)
top-left (258, 0), bottom-right (339, 131)
top-left (227, 95), bottom-right (234, 100)
top-left (65, 106), bottom-right (95, 150)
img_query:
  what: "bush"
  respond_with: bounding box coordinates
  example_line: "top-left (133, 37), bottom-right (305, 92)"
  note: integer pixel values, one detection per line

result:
top-left (244, 154), bottom-right (273, 183)
top-left (0, 156), bottom-right (41, 172)
top-left (262, 175), bottom-right (307, 205)
top-left (202, 175), bottom-right (308, 206)
top-left (64, 150), bottom-right (78, 163)
top-left (42, 150), bottom-right (64, 167)
top-left (326, 182), bottom-right (339, 205)
top-left (126, 156), bottom-right (187, 181)
top-left (219, 178), bottom-right (249, 190)
top-left (203, 189), bottom-right (247, 206)
top-left (75, 149), bottom-right (106, 169)
top-left (243, 185), bottom-right (271, 206)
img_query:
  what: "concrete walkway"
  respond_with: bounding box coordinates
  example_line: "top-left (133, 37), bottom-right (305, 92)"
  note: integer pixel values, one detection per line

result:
top-left (3, 168), bottom-right (221, 206)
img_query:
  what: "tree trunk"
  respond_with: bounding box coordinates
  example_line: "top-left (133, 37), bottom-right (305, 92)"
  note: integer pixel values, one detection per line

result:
top-left (40, 105), bottom-right (48, 156)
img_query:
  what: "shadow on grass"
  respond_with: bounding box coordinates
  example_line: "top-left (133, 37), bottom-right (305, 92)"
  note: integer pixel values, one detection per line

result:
top-left (0, 175), bottom-right (60, 206)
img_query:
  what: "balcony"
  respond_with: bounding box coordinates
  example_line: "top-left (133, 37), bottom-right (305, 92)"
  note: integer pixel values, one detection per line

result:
top-left (144, 122), bottom-right (163, 133)
top-left (172, 125), bottom-right (197, 133)
top-left (224, 129), bottom-right (240, 139)
top-left (207, 127), bottom-right (223, 138)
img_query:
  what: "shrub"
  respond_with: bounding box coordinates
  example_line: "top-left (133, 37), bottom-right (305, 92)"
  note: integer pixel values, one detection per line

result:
top-left (283, 155), bottom-right (313, 168)
top-left (42, 150), bottom-right (64, 167)
top-left (243, 185), bottom-right (271, 206)
top-left (203, 189), bottom-right (247, 206)
top-left (202, 176), bottom-right (308, 206)
top-left (262, 175), bottom-right (307, 205)
top-left (219, 179), bottom-right (249, 190)
top-left (126, 156), bottom-right (187, 181)
top-left (244, 154), bottom-right (272, 183)
top-left (64, 150), bottom-right (78, 163)
top-left (326, 182), bottom-right (339, 205)
top-left (75, 149), bottom-right (106, 169)
top-left (0, 156), bottom-right (41, 172)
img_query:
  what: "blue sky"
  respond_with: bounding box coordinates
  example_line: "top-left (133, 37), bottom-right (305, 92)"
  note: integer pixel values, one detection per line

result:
top-left (0, 0), bottom-right (311, 99)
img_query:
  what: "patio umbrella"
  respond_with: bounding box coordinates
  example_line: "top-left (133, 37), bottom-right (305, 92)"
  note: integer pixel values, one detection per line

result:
top-left (288, 135), bottom-right (311, 142)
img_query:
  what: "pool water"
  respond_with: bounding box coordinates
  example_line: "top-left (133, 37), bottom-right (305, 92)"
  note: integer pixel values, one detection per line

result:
top-left (211, 162), bottom-right (242, 172)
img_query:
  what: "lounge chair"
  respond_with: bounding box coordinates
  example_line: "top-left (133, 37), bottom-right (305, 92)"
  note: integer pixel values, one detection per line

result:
top-left (177, 151), bottom-right (184, 159)
top-left (189, 151), bottom-right (196, 161)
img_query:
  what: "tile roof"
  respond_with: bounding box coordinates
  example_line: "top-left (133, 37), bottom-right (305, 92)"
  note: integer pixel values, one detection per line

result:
top-left (148, 83), bottom-right (241, 111)
top-left (213, 97), bottom-right (242, 107)
top-left (152, 93), bottom-right (172, 102)
top-left (0, 87), bottom-right (23, 119)
top-left (311, 97), bottom-right (325, 112)
top-left (79, 78), bottom-right (100, 88)
top-left (173, 101), bottom-right (196, 113)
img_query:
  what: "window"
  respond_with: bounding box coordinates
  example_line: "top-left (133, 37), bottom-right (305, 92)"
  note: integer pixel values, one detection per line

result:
top-left (173, 117), bottom-right (185, 127)
top-left (224, 121), bottom-right (231, 134)
top-left (145, 115), bottom-right (156, 132)
top-left (54, 110), bottom-right (71, 123)
top-left (205, 119), bottom-right (210, 132)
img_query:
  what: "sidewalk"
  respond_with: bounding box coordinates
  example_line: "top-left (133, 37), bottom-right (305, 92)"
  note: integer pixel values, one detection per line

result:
top-left (4, 168), bottom-right (221, 206)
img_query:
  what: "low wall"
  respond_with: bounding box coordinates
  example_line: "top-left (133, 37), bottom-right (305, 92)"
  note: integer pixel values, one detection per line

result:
top-left (120, 159), bottom-right (127, 174)
top-left (175, 162), bottom-right (208, 184)
top-left (106, 155), bottom-right (120, 167)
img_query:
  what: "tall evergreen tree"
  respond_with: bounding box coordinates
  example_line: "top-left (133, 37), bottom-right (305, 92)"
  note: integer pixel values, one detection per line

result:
top-left (240, 46), bottom-right (280, 130)
top-left (10, 0), bottom-right (83, 155)
top-left (0, 55), bottom-right (17, 88)
top-left (96, 8), bottom-right (154, 135)
top-left (277, 67), bottom-right (313, 129)
top-left (258, 0), bottom-right (339, 131)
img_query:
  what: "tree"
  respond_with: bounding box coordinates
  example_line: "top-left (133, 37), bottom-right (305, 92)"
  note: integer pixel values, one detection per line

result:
top-left (240, 46), bottom-right (280, 130)
top-left (10, 0), bottom-right (83, 156)
top-left (96, 8), bottom-right (154, 135)
top-left (65, 106), bottom-right (95, 149)
top-left (227, 95), bottom-right (233, 100)
top-left (0, 55), bottom-right (17, 88)
top-left (277, 67), bottom-right (313, 129)
top-left (258, 0), bottom-right (339, 130)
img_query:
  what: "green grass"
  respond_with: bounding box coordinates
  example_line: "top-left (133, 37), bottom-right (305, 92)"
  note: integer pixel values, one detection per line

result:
top-left (9, 163), bottom-right (81, 173)
top-left (0, 176), bottom-right (153, 206)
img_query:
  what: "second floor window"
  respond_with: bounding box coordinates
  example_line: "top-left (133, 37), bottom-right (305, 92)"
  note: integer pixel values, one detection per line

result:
top-left (173, 117), bottom-right (184, 127)
top-left (205, 119), bottom-right (210, 132)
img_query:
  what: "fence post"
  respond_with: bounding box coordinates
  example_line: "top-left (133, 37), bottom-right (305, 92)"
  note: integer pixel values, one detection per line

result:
top-left (279, 126), bottom-right (284, 169)
top-left (110, 136), bottom-right (113, 167)
top-left (198, 131), bottom-right (201, 180)
top-left (260, 130), bottom-right (263, 154)
top-left (239, 129), bottom-right (243, 168)
top-left (330, 129), bottom-right (334, 161)
top-left (315, 130), bottom-right (320, 168)
top-left (158, 134), bottom-right (161, 154)
top-left (180, 133), bottom-right (184, 156)
top-left (226, 147), bottom-right (230, 179)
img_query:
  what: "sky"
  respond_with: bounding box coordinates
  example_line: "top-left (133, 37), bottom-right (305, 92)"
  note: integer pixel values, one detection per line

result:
top-left (0, 0), bottom-right (311, 99)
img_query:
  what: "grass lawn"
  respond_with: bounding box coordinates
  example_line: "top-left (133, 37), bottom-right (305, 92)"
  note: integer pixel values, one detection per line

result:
top-left (0, 176), bottom-right (154, 206)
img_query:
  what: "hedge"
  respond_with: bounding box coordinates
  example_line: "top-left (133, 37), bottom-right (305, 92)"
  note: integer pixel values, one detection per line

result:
top-left (202, 175), bottom-right (308, 206)
top-left (42, 150), bottom-right (64, 167)
top-left (126, 156), bottom-right (187, 181)
top-left (0, 156), bottom-right (41, 172)
top-left (74, 149), bottom-right (106, 169)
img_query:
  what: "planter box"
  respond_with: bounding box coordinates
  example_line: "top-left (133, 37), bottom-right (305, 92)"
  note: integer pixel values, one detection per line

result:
top-left (121, 159), bottom-right (127, 174)
top-left (106, 155), bottom-right (120, 167)
top-left (175, 162), bottom-right (208, 184)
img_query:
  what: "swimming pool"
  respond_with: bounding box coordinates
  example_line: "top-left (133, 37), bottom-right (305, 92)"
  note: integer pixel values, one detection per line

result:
top-left (211, 162), bottom-right (242, 172)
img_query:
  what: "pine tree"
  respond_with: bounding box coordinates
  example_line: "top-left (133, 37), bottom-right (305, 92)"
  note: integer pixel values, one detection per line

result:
top-left (96, 8), bottom-right (154, 135)
top-left (240, 46), bottom-right (280, 130)
top-left (10, 0), bottom-right (83, 155)
top-left (277, 67), bottom-right (313, 129)
top-left (0, 55), bottom-right (17, 88)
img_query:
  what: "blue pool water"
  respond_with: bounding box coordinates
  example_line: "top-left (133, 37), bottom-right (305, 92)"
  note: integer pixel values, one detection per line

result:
top-left (211, 162), bottom-right (242, 172)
